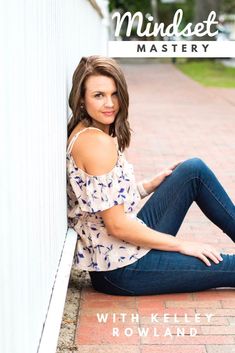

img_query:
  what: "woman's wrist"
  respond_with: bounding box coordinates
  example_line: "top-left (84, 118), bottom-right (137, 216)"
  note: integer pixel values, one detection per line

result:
top-left (137, 180), bottom-right (149, 198)
top-left (143, 179), bottom-right (155, 194)
top-left (137, 179), bottom-right (154, 198)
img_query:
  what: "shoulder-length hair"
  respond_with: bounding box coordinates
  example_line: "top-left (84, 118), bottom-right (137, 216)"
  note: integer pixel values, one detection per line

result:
top-left (67, 55), bottom-right (131, 152)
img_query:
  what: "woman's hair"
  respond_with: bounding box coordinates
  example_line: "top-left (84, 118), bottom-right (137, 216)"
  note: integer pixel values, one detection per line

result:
top-left (68, 55), bottom-right (131, 152)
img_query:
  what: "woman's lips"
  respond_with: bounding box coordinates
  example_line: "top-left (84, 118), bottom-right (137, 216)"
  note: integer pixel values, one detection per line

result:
top-left (102, 111), bottom-right (115, 116)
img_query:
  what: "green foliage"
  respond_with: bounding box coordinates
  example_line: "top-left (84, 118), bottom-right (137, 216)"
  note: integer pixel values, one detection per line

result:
top-left (221, 0), bottom-right (235, 13)
top-left (109, 0), bottom-right (151, 13)
top-left (177, 59), bottom-right (235, 88)
top-left (158, 1), bottom-right (195, 25)
top-left (109, 0), bottom-right (195, 23)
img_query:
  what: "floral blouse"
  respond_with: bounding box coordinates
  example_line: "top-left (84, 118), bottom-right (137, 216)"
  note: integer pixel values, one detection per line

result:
top-left (66, 127), bottom-right (151, 271)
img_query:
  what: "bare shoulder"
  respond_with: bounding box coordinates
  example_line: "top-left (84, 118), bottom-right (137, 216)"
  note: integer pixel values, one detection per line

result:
top-left (73, 128), bottom-right (116, 155)
top-left (71, 128), bottom-right (118, 175)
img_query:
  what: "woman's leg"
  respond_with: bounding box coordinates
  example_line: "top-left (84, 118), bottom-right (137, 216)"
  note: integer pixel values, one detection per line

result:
top-left (91, 249), bottom-right (235, 296)
top-left (90, 158), bottom-right (235, 296)
top-left (137, 157), bottom-right (235, 240)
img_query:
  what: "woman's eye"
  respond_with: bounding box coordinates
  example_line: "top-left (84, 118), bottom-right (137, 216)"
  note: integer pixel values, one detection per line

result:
top-left (94, 93), bottom-right (103, 98)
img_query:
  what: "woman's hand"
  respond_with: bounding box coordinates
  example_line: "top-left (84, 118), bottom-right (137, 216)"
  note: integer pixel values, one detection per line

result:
top-left (143, 160), bottom-right (184, 194)
top-left (179, 240), bottom-right (223, 266)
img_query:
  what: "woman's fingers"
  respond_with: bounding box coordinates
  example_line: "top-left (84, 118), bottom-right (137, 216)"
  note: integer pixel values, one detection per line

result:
top-left (155, 160), bottom-right (184, 181)
top-left (198, 253), bottom-right (211, 267)
top-left (155, 170), bottom-right (171, 180)
top-left (202, 251), bottom-right (218, 266)
top-left (180, 240), bottom-right (223, 267)
top-left (211, 249), bottom-right (223, 262)
top-left (198, 247), bottom-right (223, 266)
top-left (164, 169), bottom-right (173, 176)
top-left (169, 159), bottom-right (184, 171)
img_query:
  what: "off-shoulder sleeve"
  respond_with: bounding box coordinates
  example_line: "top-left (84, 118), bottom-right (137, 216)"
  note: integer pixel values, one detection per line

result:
top-left (69, 166), bottom-right (132, 213)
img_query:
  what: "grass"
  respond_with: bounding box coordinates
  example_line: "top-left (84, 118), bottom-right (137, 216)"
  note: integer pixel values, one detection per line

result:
top-left (176, 59), bottom-right (235, 88)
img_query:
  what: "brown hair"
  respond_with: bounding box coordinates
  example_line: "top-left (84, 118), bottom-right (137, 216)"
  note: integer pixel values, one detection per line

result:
top-left (68, 56), bottom-right (131, 152)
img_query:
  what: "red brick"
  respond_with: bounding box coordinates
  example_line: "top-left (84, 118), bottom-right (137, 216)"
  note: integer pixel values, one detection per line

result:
top-left (166, 300), bottom-right (221, 308)
top-left (76, 323), bottom-right (141, 345)
top-left (139, 324), bottom-right (203, 335)
top-left (78, 314), bottom-right (103, 326)
top-left (83, 291), bottom-right (136, 302)
top-left (81, 299), bottom-right (136, 310)
top-left (140, 334), bottom-right (234, 345)
top-left (201, 325), bottom-right (235, 335)
top-left (141, 345), bottom-right (206, 353)
top-left (136, 301), bottom-right (165, 311)
top-left (136, 293), bottom-right (193, 302)
top-left (139, 315), bottom-right (228, 326)
top-left (137, 307), bottom-right (196, 316)
top-left (212, 291), bottom-right (235, 299)
top-left (193, 289), bottom-right (235, 300)
top-left (206, 345), bottom-right (235, 353)
top-left (196, 308), bottom-right (235, 316)
top-left (80, 307), bottom-right (139, 315)
top-left (77, 346), bottom-right (140, 353)
top-left (221, 300), bottom-right (235, 308)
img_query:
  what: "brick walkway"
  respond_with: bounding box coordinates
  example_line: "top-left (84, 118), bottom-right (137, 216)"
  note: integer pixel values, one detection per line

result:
top-left (75, 62), bottom-right (235, 353)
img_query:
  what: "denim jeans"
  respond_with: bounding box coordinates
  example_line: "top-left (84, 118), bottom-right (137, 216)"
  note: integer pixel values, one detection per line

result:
top-left (89, 158), bottom-right (235, 296)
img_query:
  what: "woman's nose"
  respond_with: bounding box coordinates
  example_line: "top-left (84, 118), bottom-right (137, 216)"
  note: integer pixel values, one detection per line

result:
top-left (104, 96), bottom-right (114, 107)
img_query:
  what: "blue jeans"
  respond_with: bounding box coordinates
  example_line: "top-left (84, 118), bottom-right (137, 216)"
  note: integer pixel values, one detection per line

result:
top-left (89, 158), bottom-right (235, 296)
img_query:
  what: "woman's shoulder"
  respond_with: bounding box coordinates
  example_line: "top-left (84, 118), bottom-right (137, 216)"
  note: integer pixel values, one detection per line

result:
top-left (71, 127), bottom-right (119, 176)
top-left (71, 127), bottom-right (116, 155)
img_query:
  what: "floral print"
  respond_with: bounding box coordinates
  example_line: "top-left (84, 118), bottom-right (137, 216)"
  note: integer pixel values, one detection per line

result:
top-left (67, 128), bottom-right (150, 271)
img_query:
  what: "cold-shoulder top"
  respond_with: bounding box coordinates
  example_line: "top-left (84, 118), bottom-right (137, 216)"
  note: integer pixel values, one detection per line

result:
top-left (66, 127), bottom-right (151, 271)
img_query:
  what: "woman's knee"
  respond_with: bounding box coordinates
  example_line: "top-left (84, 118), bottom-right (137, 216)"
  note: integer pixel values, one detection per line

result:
top-left (180, 157), bottom-right (208, 176)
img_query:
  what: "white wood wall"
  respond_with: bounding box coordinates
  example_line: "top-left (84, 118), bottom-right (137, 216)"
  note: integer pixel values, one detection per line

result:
top-left (0, 1), bottom-right (109, 353)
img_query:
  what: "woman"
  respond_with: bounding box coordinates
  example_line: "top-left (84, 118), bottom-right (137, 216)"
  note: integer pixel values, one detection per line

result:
top-left (67, 55), bottom-right (235, 296)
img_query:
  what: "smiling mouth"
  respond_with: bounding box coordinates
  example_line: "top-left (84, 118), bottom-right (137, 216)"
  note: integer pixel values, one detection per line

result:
top-left (102, 111), bottom-right (115, 116)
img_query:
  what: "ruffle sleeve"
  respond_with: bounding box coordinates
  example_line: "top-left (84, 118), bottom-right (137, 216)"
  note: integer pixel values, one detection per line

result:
top-left (69, 162), bottom-right (135, 213)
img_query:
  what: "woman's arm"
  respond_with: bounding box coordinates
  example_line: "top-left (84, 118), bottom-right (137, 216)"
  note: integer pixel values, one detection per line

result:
top-left (100, 204), bottom-right (182, 251)
top-left (100, 204), bottom-right (223, 267)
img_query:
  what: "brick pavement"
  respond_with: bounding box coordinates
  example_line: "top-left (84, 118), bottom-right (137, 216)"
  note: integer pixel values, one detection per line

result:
top-left (75, 61), bottom-right (235, 353)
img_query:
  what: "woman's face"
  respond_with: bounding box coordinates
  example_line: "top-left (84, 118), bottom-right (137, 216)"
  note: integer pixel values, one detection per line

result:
top-left (83, 75), bottom-right (120, 132)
